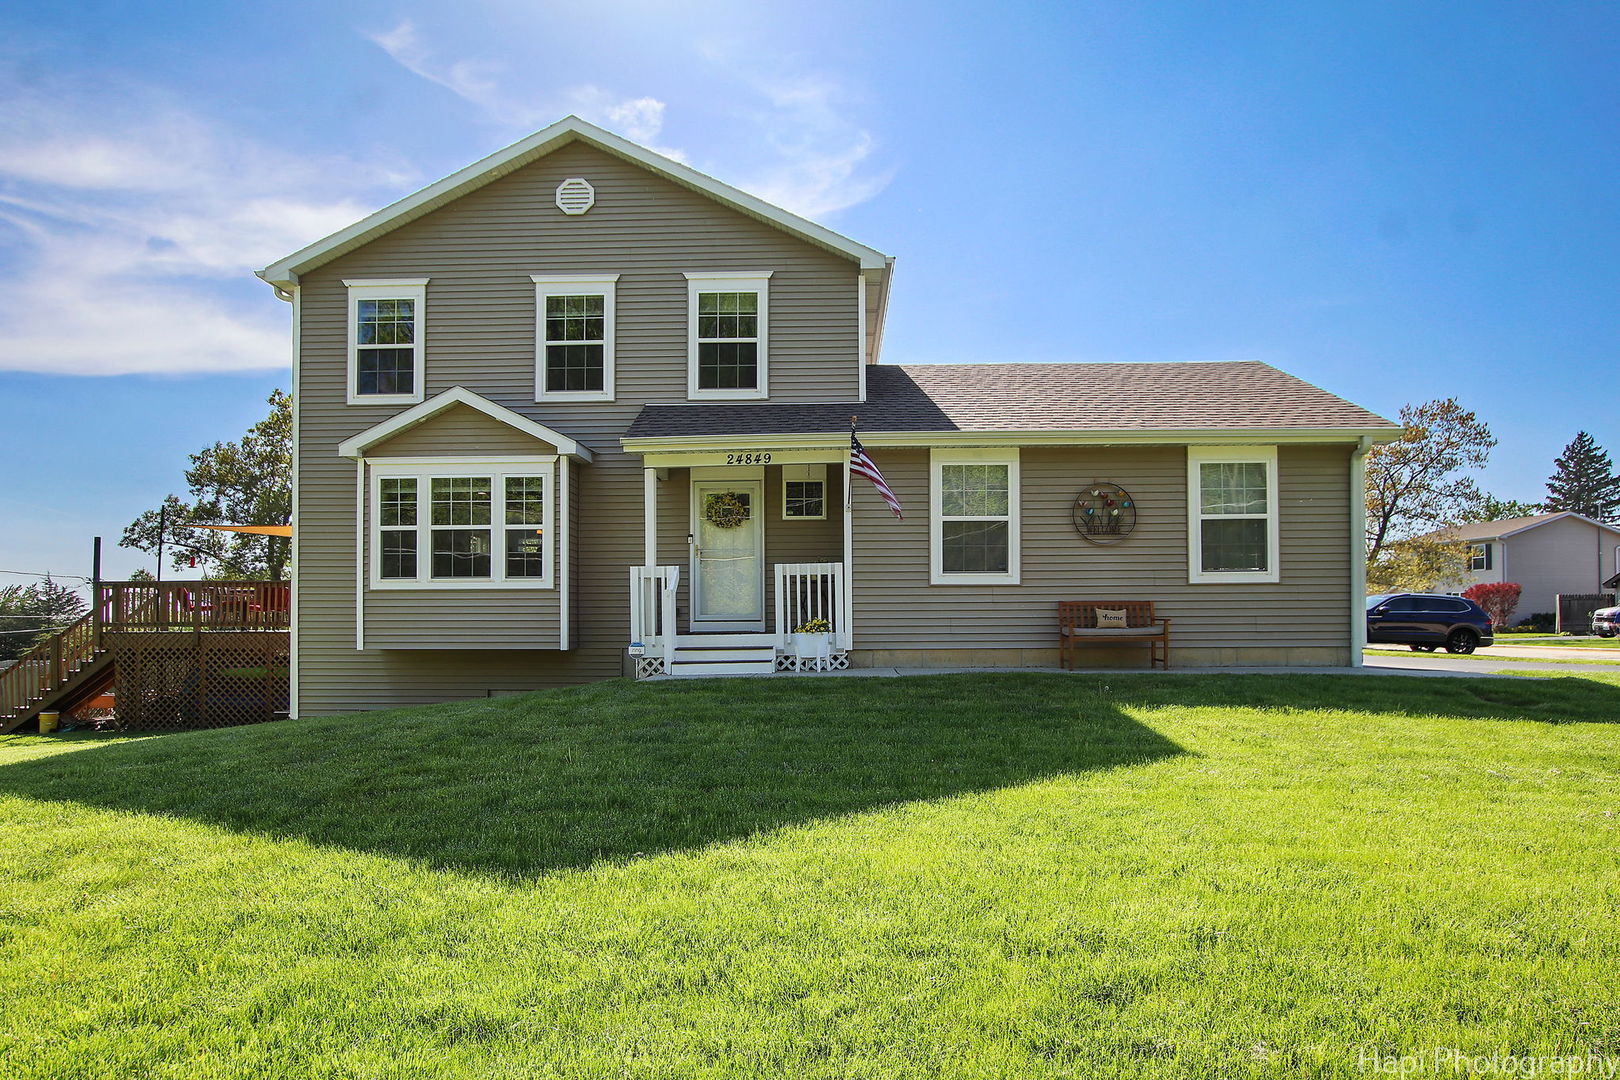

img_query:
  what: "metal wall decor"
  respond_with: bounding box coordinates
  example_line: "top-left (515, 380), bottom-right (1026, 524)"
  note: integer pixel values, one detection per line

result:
top-left (1072, 482), bottom-right (1137, 544)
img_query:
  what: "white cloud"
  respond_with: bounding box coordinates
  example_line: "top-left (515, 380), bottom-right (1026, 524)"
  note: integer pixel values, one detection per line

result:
top-left (364, 20), bottom-right (891, 219)
top-left (0, 88), bottom-right (400, 375)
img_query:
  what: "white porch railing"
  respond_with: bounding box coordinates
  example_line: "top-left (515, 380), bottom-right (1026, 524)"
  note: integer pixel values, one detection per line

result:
top-left (774, 562), bottom-right (849, 651)
top-left (629, 565), bottom-right (680, 673)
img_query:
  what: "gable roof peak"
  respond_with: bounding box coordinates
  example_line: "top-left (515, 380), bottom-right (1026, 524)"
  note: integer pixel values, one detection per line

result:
top-left (258, 114), bottom-right (890, 289)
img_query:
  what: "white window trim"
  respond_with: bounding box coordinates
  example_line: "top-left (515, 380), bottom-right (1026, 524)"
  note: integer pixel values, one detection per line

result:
top-left (929, 448), bottom-right (1021, 585)
top-left (686, 271), bottom-right (771, 401)
top-left (532, 274), bottom-right (618, 403)
top-left (345, 278), bottom-right (428, 406)
top-left (782, 464), bottom-right (828, 520)
top-left (367, 456), bottom-right (557, 590)
top-left (1469, 543), bottom-right (1491, 572)
top-left (1187, 445), bottom-right (1281, 584)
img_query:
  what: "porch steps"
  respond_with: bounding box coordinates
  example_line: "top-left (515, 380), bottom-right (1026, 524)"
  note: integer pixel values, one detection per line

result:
top-left (667, 634), bottom-right (778, 678)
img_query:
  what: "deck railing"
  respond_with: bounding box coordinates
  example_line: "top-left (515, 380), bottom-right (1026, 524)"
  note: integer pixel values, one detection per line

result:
top-left (99, 581), bottom-right (290, 631)
top-left (774, 562), bottom-right (849, 650)
top-left (629, 566), bottom-right (680, 674)
top-left (0, 579), bottom-right (290, 726)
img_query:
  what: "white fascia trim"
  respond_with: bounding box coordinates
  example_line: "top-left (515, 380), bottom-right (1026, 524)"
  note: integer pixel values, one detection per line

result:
top-left (867, 259), bottom-right (894, 365)
top-left (621, 427), bottom-right (1402, 455)
top-left (929, 447), bottom-right (1021, 586)
top-left (1494, 512), bottom-right (1620, 540)
top-left (346, 280), bottom-right (427, 407)
top-left (257, 115), bottom-right (888, 289)
top-left (856, 272), bottom-right (868, 402)
top-left (687, 273), bottom-right (770, 401)
top-left (367, 457), bottom-right (557, 590)
top-left (532, 274), bottom-right (620, 403)
top-left (337, 386), bottom-right (594, 461)
top-left (1187, 445), bottom-right (1281, 585)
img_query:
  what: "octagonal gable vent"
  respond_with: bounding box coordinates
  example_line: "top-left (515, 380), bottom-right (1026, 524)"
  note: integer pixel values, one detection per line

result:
top-left (555, 177), bottom-right (596, 215)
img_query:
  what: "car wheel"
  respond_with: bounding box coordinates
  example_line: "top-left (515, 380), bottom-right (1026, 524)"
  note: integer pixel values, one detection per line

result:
top-left (1445, 629), bottom-right (1479, 655)
top-left (1410, 644), bottom-right (1438, 652)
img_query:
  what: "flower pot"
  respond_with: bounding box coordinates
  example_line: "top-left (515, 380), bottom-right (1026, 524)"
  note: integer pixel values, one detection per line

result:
top-left (792, 632), bottom-right (831, 665)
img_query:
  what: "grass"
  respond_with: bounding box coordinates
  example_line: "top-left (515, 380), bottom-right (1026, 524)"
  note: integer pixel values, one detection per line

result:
top-left (1497, 638), bottom-right (1620, 649)
top-left (1, 672), bottom-right (1618, 1078)
top-left (1364, 648), bottom-right (1620, 666)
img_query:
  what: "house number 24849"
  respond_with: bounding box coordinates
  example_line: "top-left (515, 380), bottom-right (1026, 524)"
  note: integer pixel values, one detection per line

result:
top-left (725, 452), bottom-right (773, 465)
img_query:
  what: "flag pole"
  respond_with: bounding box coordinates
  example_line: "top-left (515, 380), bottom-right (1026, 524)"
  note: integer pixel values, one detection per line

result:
top-left (847, 416), bottom-right (857, 512)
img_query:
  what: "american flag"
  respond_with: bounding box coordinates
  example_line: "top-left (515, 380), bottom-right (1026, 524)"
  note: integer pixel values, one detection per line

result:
top-left (850, 431), bottom-right (903, 519)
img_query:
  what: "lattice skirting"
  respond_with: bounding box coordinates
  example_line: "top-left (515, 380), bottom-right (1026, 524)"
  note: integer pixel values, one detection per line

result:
top-left (775, 652), bottom-right (850, 673)
top-left (107, 630), bottom-right (288, 731)
top-left (634, 656), bottom-right (666, 680)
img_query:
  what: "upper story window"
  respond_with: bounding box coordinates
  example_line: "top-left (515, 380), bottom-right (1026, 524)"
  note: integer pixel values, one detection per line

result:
top-left (1187, 445), bottom-right (1280, 584)
top-left (929, 449), bottom-right (1021, 585)
top-left (686, 272), bottom-right (771, 400)
top-left (370, 458), bottom-right (554, 589)
top-left (532, 274), bottom-right (618, 402)
top-left (1469, 543), bottom-right (1492, 571)
top-left (346, 279), bottom-right (427, 406)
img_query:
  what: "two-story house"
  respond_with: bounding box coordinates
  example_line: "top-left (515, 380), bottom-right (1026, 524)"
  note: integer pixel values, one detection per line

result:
top-left (257, 116), bottom-right (1399, 716)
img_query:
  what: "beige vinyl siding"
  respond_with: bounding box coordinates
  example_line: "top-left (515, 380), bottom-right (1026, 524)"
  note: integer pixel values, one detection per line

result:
top-left (294, 141), bottom-right (864, 713)
top-left (849, 445), bottom-right (1354, 656)
top-left (365, 404), bottom-right (551, 458)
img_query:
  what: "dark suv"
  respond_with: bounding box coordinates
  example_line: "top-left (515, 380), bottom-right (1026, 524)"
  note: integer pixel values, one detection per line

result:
top-left (1366, 593), bottom-right (1495, 654)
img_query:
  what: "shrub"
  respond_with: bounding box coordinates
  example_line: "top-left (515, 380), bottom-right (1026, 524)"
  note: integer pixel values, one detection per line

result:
top-left (1514, 612), bottom-right (1556, 633)
top-left (1463, 582), bottom-right (1522, 628)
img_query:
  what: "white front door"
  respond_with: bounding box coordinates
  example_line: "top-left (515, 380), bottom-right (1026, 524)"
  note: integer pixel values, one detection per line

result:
top-left (691, 477), bottom-right (765, 631)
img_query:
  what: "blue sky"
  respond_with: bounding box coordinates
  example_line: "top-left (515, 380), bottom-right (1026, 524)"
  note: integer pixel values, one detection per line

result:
top-left (2, 1), bottom-right (1616, 584)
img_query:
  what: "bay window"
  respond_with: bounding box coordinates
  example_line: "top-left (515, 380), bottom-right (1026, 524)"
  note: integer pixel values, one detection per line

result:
top-left (370, 458), bottom-right (554, 588)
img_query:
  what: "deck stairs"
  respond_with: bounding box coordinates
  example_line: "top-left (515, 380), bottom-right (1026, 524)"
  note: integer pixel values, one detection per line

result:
top-left (0, 611), bottom-right (113, 734)
top-left (665, 633), bottom-right (778, 678)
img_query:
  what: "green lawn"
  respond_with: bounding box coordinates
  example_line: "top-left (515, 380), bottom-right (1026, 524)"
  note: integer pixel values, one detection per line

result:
top-left (2, 673), bottom-right (1618, 1078)
top-left (1498, 638), bottom-right (1620, 649)
top-left (1364, 647), bottom-right (1620, 666)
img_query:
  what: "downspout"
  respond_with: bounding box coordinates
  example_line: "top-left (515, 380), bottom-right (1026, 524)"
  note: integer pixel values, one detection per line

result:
top-left (1349, 436), bottom-right (1372, 667)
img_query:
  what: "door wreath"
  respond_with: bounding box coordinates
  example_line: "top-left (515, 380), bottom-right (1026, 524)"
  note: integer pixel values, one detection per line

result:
top-left (704, 491), bottom-right (750, 529)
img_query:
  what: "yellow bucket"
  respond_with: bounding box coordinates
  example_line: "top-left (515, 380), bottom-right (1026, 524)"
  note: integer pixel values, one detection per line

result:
top-left (37, 711), bottom-right (60, 734)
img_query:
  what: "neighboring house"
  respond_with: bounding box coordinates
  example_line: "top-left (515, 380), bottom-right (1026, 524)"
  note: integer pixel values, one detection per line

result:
top-left (256, 116), bottom-right (1400, 716)
top-left (1434, 512), bottom-right (1620, 617)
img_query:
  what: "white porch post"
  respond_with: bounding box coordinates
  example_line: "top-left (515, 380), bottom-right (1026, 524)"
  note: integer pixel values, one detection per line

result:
top-left (643, 466), bottom-right (658, 567)
top-left (841, 449), bottom-right (854, 651)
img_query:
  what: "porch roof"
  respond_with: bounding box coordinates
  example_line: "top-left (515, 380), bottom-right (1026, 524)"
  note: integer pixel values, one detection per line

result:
top-left (625, 362), bottom-right (1399, 443)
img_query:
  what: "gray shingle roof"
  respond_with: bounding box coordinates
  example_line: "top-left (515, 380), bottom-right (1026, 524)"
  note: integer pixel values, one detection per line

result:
top-left (624, 362), bottom-right (1396, 440)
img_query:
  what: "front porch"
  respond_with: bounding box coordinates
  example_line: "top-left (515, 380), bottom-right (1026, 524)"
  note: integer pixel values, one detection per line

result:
top-left (629, 453), bottom-right (854, 678)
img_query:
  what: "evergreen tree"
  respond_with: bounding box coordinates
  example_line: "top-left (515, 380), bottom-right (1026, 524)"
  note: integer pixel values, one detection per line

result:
top-left (1543, 431), bottom-right (1620, 522)
top-left (0, 578), bottom-right (89, 662)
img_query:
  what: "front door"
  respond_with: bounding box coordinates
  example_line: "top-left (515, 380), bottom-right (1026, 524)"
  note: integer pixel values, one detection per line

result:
top-left (691, 477), bottom-right (765, 631)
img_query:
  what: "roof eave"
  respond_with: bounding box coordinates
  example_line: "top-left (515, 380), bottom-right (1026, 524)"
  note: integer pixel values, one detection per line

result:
top-left (621, 425), bottom-right (1403, 453)
top-left (257, 116), bottom-right (889, 288)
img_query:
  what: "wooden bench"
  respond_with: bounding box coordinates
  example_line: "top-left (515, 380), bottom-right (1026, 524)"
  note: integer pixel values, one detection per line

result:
top-left (1058, 601), bottom-right (1171, 669)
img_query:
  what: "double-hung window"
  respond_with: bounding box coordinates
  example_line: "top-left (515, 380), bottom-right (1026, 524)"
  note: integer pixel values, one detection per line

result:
top-left (346, 279), bottom-right (427, 405)
top-left (532, 274), bottom-right (618, 401)
top-left (1187, 446), bottom-right (1280, 583)
top-left (370, 459), bottom-right (554, 588)
top-left (687, 272), bottom-right (770, 399)
top-left (929, 449), bottom-right (1021, 584)
top-left (782, 464), bottom-right (827, 519)
top-left (1469, 543), bottom-right (1492, 571)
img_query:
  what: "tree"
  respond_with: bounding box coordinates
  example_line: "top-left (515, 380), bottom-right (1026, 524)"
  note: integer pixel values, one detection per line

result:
top-left (0, 578), bottom-right (89, 662)
top-left (1543, 431), bottom-right (1620, 522)
top-left (1463, 582), bottom-right (1521, 629)
top-left (1463, 494), bottom-right (1543, 522)
top-left (121, 390), bottom-right (292, 580)
top-left (1364, 399), bottom-right (1495, 590)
